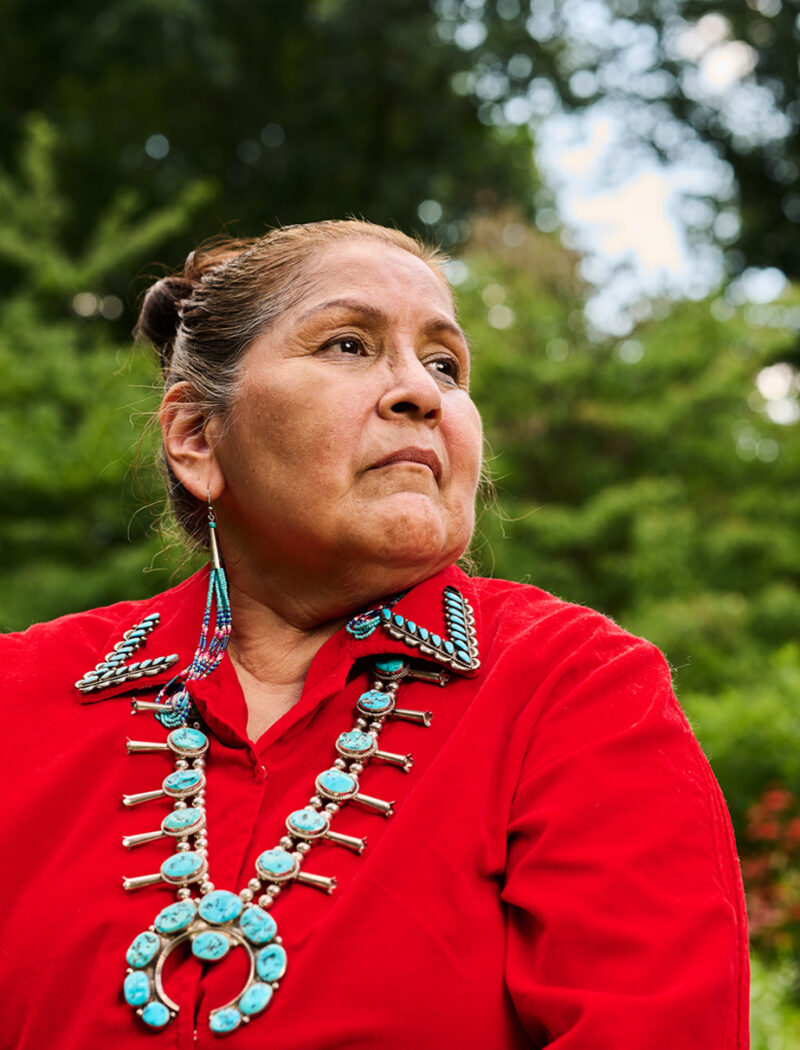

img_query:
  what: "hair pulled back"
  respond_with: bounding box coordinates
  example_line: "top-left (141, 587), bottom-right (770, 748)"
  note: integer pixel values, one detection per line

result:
top-left (136, 220), bottom-right (449, 546)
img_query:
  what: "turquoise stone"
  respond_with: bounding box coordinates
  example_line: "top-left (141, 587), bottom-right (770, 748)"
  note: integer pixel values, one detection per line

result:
top-left (239, 906), bottom-right (277, 945)
top-left (256, 944), bottom-right (288, 982)
top-left (155, 899), bottom-right (196, 933)
top-left (163, 769), bottom-right (202, 793)
top-left (288, 807), bottom-right (327, 834)
top-left (380, 608), bottom-right (391, 620)
top-left (168, 727), bottom-right (208, 752)
top-left (317, 768), bottom-right (357, 795)
top-left (443, 640), bottom-right (455, 655)
top-left (357, 690), bottom-right (392, 713)
top-left (393, 613), bottom-right (404, 627)
top-left (431, 633), bottom-right (442, 647)
top-left (417, 627), bottom-right (429, 641)
top-left (162, 807), bottom-right (203, 833)
top-left (406, 620), bottom-right (416, 631)
top-left (123, 971), bottom-right (150, 1007)
top-left (374, 655), bottom-right (405, 673)
top-left (336, 730), bottom-right (373, 755)
top-left (257, 848), bottom-right (296, 878)
top-left (239, 982), bottom-right (273, 1016)
top-left (126, 931), bottom-right (160, 968)
top-left (456, 649), bottom-right (471, 664)
top-left (198, 889), bottom-right (243, 925)
top-left (210, 1008), bottom-right (242, 1034)
top-left (141, 1001), bottom-right (170, 1029)
top-left (192, 930), bottom-right (230, 961)
top-left (161, 851), bottom-right (204, 881)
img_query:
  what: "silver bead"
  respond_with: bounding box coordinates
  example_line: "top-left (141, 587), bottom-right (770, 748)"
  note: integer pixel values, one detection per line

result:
top-left (309, 796), bottom-right (323, 809)
top-left (356, 718), bottom-right (368, 729)
top-left (369, 722), bottom-right (382, 733)
top-left (193, 758), bottom-right (206, 770)
top-left (176, 841), bottom-right (191, 852)
top-left (175, 759), bottom-right (189, 770)
top-left (333, 759), bottom-right (347, 770)
top-left (258, 895), bottom-right (274, 909)
top-left (325, 803), bottom-right (340, 814)
top-left (239, 888), bottom-right (254, 902)
top-left (200, 881), bottom-right (215, 894)
top-left (295, 842), bottom-right (311, 855)
top-left (177, 888), bottom-right (192, 900)
top-left (196, 848), bottom-right (208, 858)
top-left (174, 801), bottom-right (187, 810)
top-left (194, 793), bottom-right (206, 805)
top-left (248, 878), bottom-right (261, 892)
top-left (279, 836), bottom-right (293, 850)
top-left (350, 763), bottom-right (364, 775)
top-left (268, 885), bottom-right (281, 898)
top-left (195, 836), bottom-right (208, 849)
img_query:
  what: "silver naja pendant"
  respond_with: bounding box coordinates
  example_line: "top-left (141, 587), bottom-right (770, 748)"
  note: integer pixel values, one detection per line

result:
top-left (124, 890), bottom-right (287, 1035)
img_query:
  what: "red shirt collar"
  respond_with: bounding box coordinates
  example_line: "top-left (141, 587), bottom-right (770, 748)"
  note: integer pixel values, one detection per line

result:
top-left (75, 564), bottom-right (481, 719)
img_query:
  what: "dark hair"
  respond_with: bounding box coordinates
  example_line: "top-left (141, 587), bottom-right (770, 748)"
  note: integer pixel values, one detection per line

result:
top-left (136, 220), bottom-right (450, 545)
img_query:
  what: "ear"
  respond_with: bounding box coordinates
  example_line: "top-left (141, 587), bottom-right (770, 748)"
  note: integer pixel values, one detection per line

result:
top-left (159, 382), bottom-right (225, 501)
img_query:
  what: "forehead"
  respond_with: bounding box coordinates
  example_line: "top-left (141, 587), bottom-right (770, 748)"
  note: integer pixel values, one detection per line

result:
top-left (299, 239), bottom-right (456, 318)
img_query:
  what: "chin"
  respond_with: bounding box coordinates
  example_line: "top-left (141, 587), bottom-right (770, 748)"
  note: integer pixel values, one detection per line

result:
top-left (355, 495), bottom-right (472, 572)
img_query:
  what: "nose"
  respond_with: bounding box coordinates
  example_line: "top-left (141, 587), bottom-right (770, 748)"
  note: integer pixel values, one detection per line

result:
top-left (377, 352), bottom-right (443, 427)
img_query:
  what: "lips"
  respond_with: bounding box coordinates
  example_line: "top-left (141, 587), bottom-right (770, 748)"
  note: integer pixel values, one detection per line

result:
top-left (369, 446), bottom-right (443, 482)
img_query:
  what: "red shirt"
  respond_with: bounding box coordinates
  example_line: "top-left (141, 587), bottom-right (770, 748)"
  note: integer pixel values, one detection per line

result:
top-left (1, 565), bottom-right (748, 1049)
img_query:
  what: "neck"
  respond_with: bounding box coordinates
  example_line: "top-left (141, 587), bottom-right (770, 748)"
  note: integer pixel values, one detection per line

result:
top-left (218, 552), bottom-right (446, 740)
top-left (225, 581), bottom-right (348, 741)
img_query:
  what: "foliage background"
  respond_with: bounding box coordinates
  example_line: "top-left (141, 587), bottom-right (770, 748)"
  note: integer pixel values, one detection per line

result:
top-left (3, 0), bottom-right (800, 1040)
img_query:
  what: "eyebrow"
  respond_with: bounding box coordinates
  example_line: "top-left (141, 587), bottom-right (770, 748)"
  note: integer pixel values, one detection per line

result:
top-left (297, 298), bottom-right (469, 348)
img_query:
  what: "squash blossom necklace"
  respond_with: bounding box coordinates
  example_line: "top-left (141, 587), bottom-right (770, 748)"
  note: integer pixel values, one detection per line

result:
top-left (98, 507), bottom-right (480, 1037)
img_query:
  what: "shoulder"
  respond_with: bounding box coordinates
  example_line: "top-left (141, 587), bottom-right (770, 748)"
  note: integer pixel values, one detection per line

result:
top-left (463, 572), bottom-right (677, 735)
top-left (468, 573), bottom-right (664, 672)
top-left (0, 572), bottom-right (203, 690)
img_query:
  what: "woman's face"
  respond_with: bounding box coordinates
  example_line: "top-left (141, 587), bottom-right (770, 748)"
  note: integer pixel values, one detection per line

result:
top-left (193, 239), bottom-right (482, 601)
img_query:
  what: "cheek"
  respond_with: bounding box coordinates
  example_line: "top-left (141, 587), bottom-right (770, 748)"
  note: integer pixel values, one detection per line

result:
top-left (449, 404), bottom-right (483, 494)
top-left (224, 390), bottom-right (363, 505)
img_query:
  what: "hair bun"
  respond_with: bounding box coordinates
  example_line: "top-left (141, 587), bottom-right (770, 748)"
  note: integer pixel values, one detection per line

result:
top-left (136, 275), bottom-right (195, 368)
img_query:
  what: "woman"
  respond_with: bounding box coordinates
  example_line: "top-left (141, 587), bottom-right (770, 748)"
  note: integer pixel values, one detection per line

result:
top-left (1, 220), bottom-right (747, 1048)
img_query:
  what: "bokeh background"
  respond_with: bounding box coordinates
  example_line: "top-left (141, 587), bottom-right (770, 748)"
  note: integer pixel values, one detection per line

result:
top-left (2, 0), bottom-right (800, 1039)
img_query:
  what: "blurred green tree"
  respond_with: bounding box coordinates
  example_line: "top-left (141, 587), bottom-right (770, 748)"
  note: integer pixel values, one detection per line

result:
top-left (0, 115), bottom-right (210, 630)
top-left (0, 0), bottom-right (538, 304)
top-left (462, 214), bottom-right (800, 700)
top-left (3, 0), bottom-right (799, 285)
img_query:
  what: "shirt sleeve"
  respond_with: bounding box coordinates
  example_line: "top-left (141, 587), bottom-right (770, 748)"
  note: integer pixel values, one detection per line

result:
top-left (502, 631), bottom-right (749, 1049)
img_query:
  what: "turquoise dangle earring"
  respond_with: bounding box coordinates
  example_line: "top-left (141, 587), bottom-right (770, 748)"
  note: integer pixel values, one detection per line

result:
top-left (150, 497), bottom-right (232, 729)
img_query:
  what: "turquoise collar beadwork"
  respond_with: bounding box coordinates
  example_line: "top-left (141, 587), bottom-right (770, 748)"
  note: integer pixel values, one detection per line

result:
top-left (347, 583), bottom-right (480, 676)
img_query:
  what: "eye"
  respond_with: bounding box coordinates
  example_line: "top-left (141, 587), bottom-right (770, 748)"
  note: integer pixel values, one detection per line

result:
top-left (426, 356), bottom-right (461, 384)
top-left (331, 337), bottom-right (365, 356)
